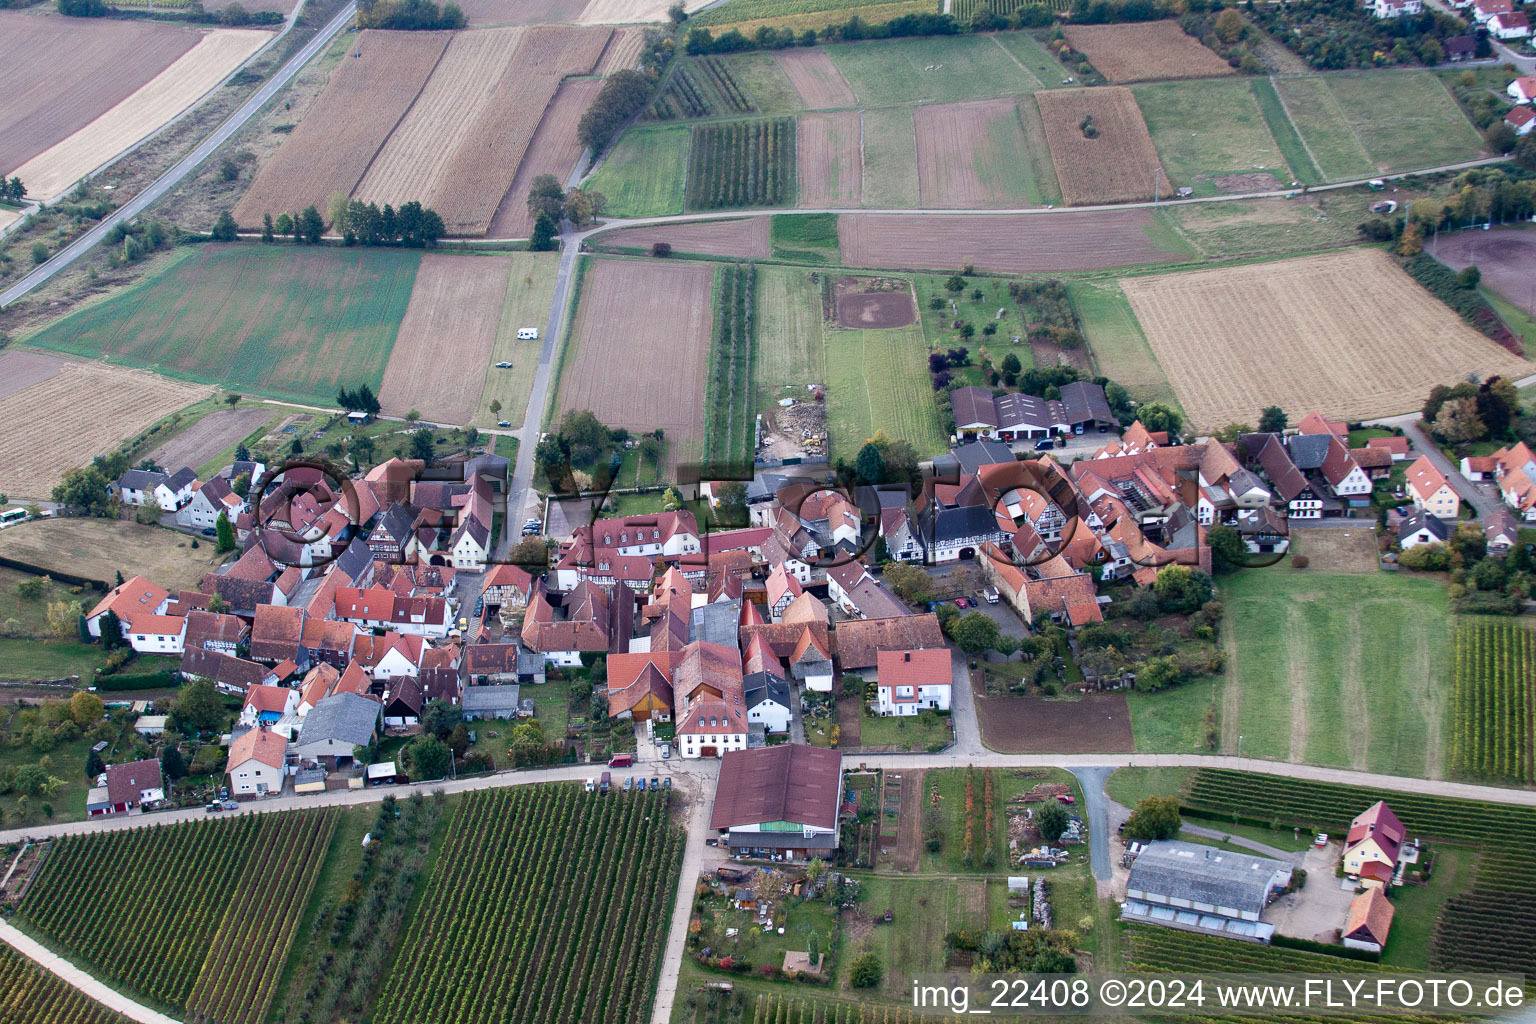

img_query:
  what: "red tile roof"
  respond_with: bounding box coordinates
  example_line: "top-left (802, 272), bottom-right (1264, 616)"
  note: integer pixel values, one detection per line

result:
top-left (876, 648), bottom-right (951, 693)
top-left (1344, 888), bottom-right (1394, 946)
top-left (229, 727), bottom-right (286, 770)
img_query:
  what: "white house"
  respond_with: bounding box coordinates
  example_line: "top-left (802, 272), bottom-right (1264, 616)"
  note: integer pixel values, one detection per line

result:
top-left (450, 517), bottom-right (491, 569)
top-left (1405, 455), bottom-right (1460, 520)
top-left (744, 671), bottom-right (792, 734)
top-left (1321, 439), bottom-right (1372, 505)
top-left (1506, 105), bottom-right (1536, 137)
top-left (880, 506), bottom-right (922, 562)
top-left (176, 477), bottom-right (245, 531)
top-left (1398, 511), bottom-right (1449, 550)
top-left (114, 467), bottom-right (198, 511)
top-left (874, 648), bottom-right (952, 716)
top-left (125, 614), bottom-right (186, 656)
top-left (1508, 75), bottom-right (1536, 103)
top-left (1475, 0), bottom-right (1514, 22)
top-left (1372, 0), bottom-right (1422, 17)
top-left (1491, 10), bottom-right (1531, 37)
top-left (238, 684), bottom-right (301, 731)
top-left (227, 727), bottom-right (286, 796)
top-left (86, 576), bottom-right (170, 639)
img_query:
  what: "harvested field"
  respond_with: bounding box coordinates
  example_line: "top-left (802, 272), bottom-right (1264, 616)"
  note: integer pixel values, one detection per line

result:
top-left (834, 276), bottom-right (916, 328)
top-left (11, 28), bottom-right (270, 202)
top-left (0, 208), bottom-right (17, 233)
top-left (974, 691), bottom-right (1134, 754)
top-left (0, 517), bottom-right (220, 593)
top-left (202, 0), bottom-right (296, 13)
top-left (1062, 21), bottom-right (1232, 83)
top-left (232, 30), bottom-right (451, 227)
top-left (148, 406), bottom-right (276, 473)
top-left (915, 98), bottom-right (1033, 208)
top-left (1119, 249), bottom-right (1535, 430)
top-left (576, 0), bottom-right (711, 23)
top-left (797, 111), bottom-right (862, 208)
top-left (488, 77), bottom-right (604, 238)
top-left (774, 49), bottom-right (855, 109)
top-left (379, 254), bottom-right (513, 424)
top-left (0, 360), bottom-right (209, 499)
top-left (595, 26), bottom-right (647, 73)
top-left (1429, 226), bottom-right (1536, 313)
top-left (0, 350), bottom-right (68, 401)
top-left (0, 13), bottom-right (200, 177)
top-left (556, 258), bottom-right (713, 469)
top-left (591, 218), bottom-right (771, 257)
top-left (454, 0), bottom-right (589, 25)
top-left (838, 210), bottom-right (1190, 273)
top-left (1290, 526), bottom-right (1379, 574)
top-left (1035, 87), bottom-right (1166, 205)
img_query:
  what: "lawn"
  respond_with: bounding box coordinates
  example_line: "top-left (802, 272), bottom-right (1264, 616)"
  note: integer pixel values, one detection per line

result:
top-left (585, 125), bottom-right (690, 217)
top-left (854, 875), bottom-right (994, 997)
top-left (1132, 78), bottom-right (1292, 197)
top-left (1270, 75), bottom-right (1375, 182)
top-left (723, 52), bottom-right (805, 114)
top-left (825, 33), bottom-right (1040, 107)
top-left (1322, 70), bottom-right (1484, 174)
top-left (473, 252), bottom-right (558, 430)
top-left (1380, 844), bottom-right (1469, 970)
top-left (1103, 765), bottom-right (1193, 808)
top-left (989, 31), bottom-right (1075, 90)
top-left (1219, 567), bottom-right (1451, 777)
top-left (859, 105), bottom-right (919, 208)
top-left (1126, 676), bottom-right (1219, 754)
top-left (755, 265), bottom-right (828, 394)
top-left (1014, 94), bottom-right (1063, 207)
top-left (770, 212), bottom-right (839, 262)
top-left (857, 708), bottom-right (950, 751)
top-left (823, 320), bottom-right (947, 460)
top-left (0, 566), bottom-right (95, 638)
top-left (0, 517), bottom-right (225, 592)
top-left (23, 245), bottom-right (417, 407)
top-left (914, 273), bottom-right (1032, 365)
top-left (1066, 278), bottom-right (1180, 410)
top-left (0, 638), bottom-right (108, 681)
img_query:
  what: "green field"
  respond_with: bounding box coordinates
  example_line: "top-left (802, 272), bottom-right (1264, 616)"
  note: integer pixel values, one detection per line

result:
top-left (1066, 278), bottom-right (1180, 410)
top-left (1270, 75), bottom-right (1375, 182)
top-left (1015, 94), bottom-right (1064, 206)
top-left (771, 212), bottom-right (840, 262)
top-left (1316, 70), bottom-right (1484, 174)
top-left (754, 264), bottom-right (827, 407)
top-left (690, 0), bottom-right (927, 27)
top-left (585, 125), bottom-right (690, 217)
top-left (1220, 568), bottom-right (1450, 777)
top-left (474, 252), bottom-right (558, 430)
top-left (989, 31), bottom-right (1076, 89)
top-left (825, 33), bottom-right (1040, 106)
top-left (726, 52), bottom-right (805, 114)
top-left (914, 273), bottom-right (1031, 367)
top-left (23, 246), bottom-right (416, 407)
top-left (1164, 192), bottom-right (1363, 260)
top-left (1127, 678), bottom-right (1218, 754)
top-left (1133, 78), bottom-right (1291, 197)
top-left (824, 319), bottom-right (946, 459)
top-left (1250, 77), bottom-right (1319, 185)
top-left (860, 105), bottom-right (920, 208)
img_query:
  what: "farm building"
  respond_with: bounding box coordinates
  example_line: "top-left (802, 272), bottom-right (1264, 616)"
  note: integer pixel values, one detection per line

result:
top-left (709, 744), bottom-right (841, 861)
top-left (292, 692), bottom-right (381, 769)
top-left (1059, 382), bottom-right (1119, 434)
top-left (1343, 888), bottom-right (1395, 953)
top-left (1122, 841), bottom-right (1293, 942)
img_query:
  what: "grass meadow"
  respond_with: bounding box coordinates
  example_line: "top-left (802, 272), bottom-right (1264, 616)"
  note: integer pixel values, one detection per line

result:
top-left (585, 125), bottom-right (690, 217)
top-left (473, 252), bottom-right (559, 430)
top-left (860, 105), bottom-right (920, 208)
top-left (824, 33), bottom-right (1041, 106)
top-left (1133, 77), bottom-right (1291, 196)
top-left (823, 317), bottom-right (945, 459)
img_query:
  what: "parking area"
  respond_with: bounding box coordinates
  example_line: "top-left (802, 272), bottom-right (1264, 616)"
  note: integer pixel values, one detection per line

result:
top-left (1263, 842), bottom-right (1355, 943)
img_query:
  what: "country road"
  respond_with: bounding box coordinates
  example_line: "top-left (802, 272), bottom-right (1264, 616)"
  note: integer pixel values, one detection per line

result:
top-left (0, 0), bottom-right (359, 311)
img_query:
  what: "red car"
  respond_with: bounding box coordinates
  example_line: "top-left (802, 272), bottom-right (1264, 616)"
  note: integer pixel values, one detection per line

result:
top-left (955, 598), bottom-right (972, 609)
top-left (1056, 794), bottom-right (1076, 805)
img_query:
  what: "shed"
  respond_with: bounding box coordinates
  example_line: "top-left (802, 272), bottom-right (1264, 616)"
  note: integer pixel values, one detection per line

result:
top-left (134, 715), bottom-right (169, 736)
top-left (293, 768), bottom-right (327, 794)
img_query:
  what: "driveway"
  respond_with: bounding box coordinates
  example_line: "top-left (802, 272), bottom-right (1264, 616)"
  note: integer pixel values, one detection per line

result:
top-left (1264, 843), bottom-right (1355, 944)
top-left (1365, 414), bottom-right (1500, 519)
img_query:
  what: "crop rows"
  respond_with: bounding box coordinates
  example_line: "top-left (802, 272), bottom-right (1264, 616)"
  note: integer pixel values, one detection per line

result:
top-left (752, 996), bottom-right (970, 1023)
top-left (687, 118), bottom-right (796, 210)
top-left (0, 943), bottom-right (131, 1024)
top-left (1431, 849), bottom-right (1536, 976)
top-left (371, 784), bottom-right (685, 1024)
top-left (17, 810), bottom-right (336, 1013)
top-left (706, 262), bottom-right (757, 472)
top-left (702, 57), bottom-right (756, 113)
top-left (1449, 617), bottom-right (1535, 783)
top-left (651, 60), bottom-right (758, 122)
top-left (1182, 769), bottom-right (1536, 849)
top-left (948, 0), bottom-right (1038, 20)
top-left (653, 65), bottom-right (714, 119)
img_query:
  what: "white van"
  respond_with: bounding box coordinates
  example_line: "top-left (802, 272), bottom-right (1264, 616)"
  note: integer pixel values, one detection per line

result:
top-left (517, 327), bottom-right (538, 340)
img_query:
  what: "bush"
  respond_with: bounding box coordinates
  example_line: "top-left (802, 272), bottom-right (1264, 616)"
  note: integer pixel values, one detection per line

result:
top-left (651, 241), bottom-right (672, 257)
top-left (849, 951), bottom-right (883, 988)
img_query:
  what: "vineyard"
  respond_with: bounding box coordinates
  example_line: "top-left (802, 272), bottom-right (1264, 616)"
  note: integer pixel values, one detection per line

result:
top-left (17, 809), bottom-right (338, 1020)
top-left (649, 58), bottom-right (758, 120)
top-left (687, 118), bottom-right (796, 210)
top-left (1431, 850), bottom-right (1536, 976)
top-left (1449, 617), bottom-right (1535, 783)
top-left (750, 996), bottom-right (968, 1023)
top-left (371, 785), bottom-right (685, 1024)
top-left (0, 943), bottom-right (130, 1024)
top-left (706, 262), bottom-right (758, 472)
top-left (948, 0), bottom-right (1063, 20)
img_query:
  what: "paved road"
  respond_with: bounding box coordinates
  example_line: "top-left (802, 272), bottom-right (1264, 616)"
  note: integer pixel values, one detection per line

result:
top-left (0, 0), bottom-right (359, 311)
top-left (1068, 765), bottom-right (1113, 882)
top-left (1364, 413), bottom-right (1501, 519)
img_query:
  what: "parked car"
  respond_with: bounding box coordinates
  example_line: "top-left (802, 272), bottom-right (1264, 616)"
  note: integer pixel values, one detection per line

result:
top-left (599, 771), bottom-right (611, 794)
top-left (584, 778), bottom-right (595, 792)
top-left (200, 528), bottom-right (217, 537)
top-left (660, 743), bottom-right (671, 759)
top-left (623, 776), bottom-right (633, 791)
top-left (705, 838), bottom-right (719, 847)
top-left (222, 800), bottom-right (238, 810)
top-left (661, 776), bottom-right (672, 789)
top-left (494, 361), bottom-right (513, 368)
top-left (1314, 833), bottom-right (1329, 848)
top-left (650, 777), bottom-right (660, 789)
top-left (205, 803), bottom-right (222, 813)
top-left (497, 420), bottom-right (512, 427)
top-left (609, 753), bottom-right (634, 768)
top-left (1034, 437), bottom-right (1056, 451)
top-left (636, 778), bottom-right (646, 791)
top-left (954, 598), bottom-right (971, 609)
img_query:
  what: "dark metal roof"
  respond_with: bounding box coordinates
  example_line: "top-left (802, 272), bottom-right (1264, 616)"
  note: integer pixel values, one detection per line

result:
top-left (709, 744), bottom-right (841, 832)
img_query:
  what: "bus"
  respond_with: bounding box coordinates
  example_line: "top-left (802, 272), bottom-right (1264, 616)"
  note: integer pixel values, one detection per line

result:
top-left (0, 508), bottom-right (28, 526)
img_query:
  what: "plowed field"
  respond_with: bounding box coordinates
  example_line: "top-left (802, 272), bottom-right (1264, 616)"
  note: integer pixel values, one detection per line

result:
top-left (1063, 21), bottom-right (1233, 83)
top-left (1035, 87), bottom-right (1166, 205)
top-left (556, 258), bottom-right (713, 470)
top-left (489, 76), bottom-right (605, 238)
top-left (798, 111), bottom-right (862, 208)
top-left (379, 254), bottom-right (513, 424)
top-left (233, 30), bottom-right (451, 227)
top-left (454, 0), bottom-right (588, 25)
top-left (0, 358), bottom-right (209, 499)
top-left (0, 13), bottom-right (200, 177)
top-left (915, 98), bottom-right (1031, 208)
top-left (591, 218), bottom-right (772, 257)
top-left (838, 210), bottom-right (1188, 273)
top-left (775, 49), bottom-right (855, 108)
top-left (1119, 249), bottom-right (1534, 429)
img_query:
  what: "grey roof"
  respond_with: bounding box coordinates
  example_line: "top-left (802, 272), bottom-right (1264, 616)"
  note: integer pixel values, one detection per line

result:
top-left (296, 693), bottom-right (380, 748)
top-left (952, 440), bottom-right (1015, 475)
top-left (117, 468), bottom-right (167, 490)
top-left (995, 392), bottom-right (1066, 431)
top-left (743, 671), bottom-right (790, 710)
top-left (1127, 841), bottom-right (1289, 917)
top-left (924, 503), bottom-right (1006, 546)
top-left (1286, 434), bottom-right (1332, 471)
top-left (375, 503), bottom-right (417, 545)
top-left (930, 453), bottom-right (960, 479)
top-left (1059, 381), bottom-right (1116, 427)
top-left (1399, 511), bottom-right (1449, 542)
top-left (462, 685), bottom-right (522, 713)
top-left (167, 466), bottom-right (197, 490)
top-left (294, 767), bottom-right (327, 786)
top-left (747, 473), bottom-right (790, 504)
top-left (690, 600), bottom-right (742, 647)
top-left (333, 536), bottom-right (375, 583)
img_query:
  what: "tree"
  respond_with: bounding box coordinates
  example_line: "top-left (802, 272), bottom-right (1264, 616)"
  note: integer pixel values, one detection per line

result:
top-left (1432, 396), bottom-right (1486, 444)
top-left (273, 212), bottom-right (293, 238)
top-left (46, 601), bottom-right (73, 638)
top-left (807, 931), bottom-right (821, 969)
top-left (1486, 121), bottom-right (1518, 156)
top-left (1257, 406), bottom-right (1287, 434)
top-left (1477, 375), bottom-right (1518, 438)
top-left (946, 611), bottom-right (1002, 655)
top-left (715, 480), bottom-right (748, 526)
top-left (208, 594), bottom-right (231, 615)
top-left (854, 441), bottom-right (885, 485)
top-left (161, 744), bottom-right (187, 781)
top-left (1001, 352), bottom-right (1022, 376)
top-left (297, 205), bottom-right (324, 244)
top-left (530, 212), bottom-right (558, 252)
top-left (406, 735), bottom-right (450, 780)
top-left (1206, 524), bottom-right (1248, 571)
top-left (410, 428), bottom-right (435, 461)
top-left (99, 609), bottom-right (125, 650)
top-left (577, 69), bottom-right (654, 153)
top-left (489, 399), bottom-right (503, 418)
top-left (1037, 799), bottom-right (1070, 842)
top-left (559, 409), bottom-right (610, 467)
top-left (650, 241), bottom-right (672, 258)
top-left (405, 409), bottom-right (421, 425)
top-left (215, 510), bottom-right (236, 553)
top-left (261, 213), bottom-right (274, 243)
top-left (15, 576), bottom-right (45, 601)
top-left (31, 241), bottom-right (48, 265)
top-left (1031, 949), bottom-right (1077, 974)
top-left (68, 691), bottom-right (104, 728)
top-left (211, 211), bottom-right (238, 242)
top-left (170, 678), bottom-right (224, 736)
top-left (883, 562), bottom-right (935, 606)
top-left (8, 177), bottom-right (25, 202)
top-left (1152, 566), bottom-right (1213, 615)
top-left (1123, 794), bottom-right (1181, 841)
top-left (1457, 265), bottom-right (1482, 290)
top-left (1136, 403), bottom-right (1181, 437)
top-left (849, 952), bottom-right (883, 988)
top-left (945, 274), bottom-right (966, 294)
top-left (85, 747), bottom-right (105, 780)
top-left (1517, 130), bottom-right (1536, 173)
top-left (1214, 6), bottom-right (1244, 42)
top-left (422, 699), bottom-right (463, 739)
top-left (563, 189), bottom-right (594, 227)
